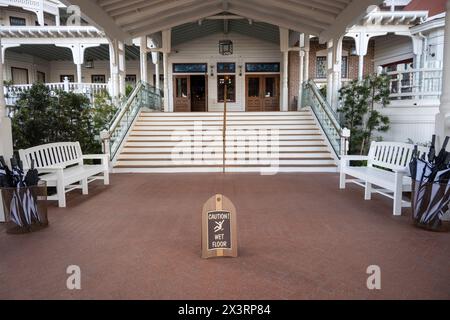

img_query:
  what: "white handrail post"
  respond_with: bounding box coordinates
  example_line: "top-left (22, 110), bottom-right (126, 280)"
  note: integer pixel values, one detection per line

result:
top-left (341, 127), bottom-right (351, 157)
top-left (63, 76), bottom-right (70, 92)
top-left (100, 129), bottom-right (111, 170)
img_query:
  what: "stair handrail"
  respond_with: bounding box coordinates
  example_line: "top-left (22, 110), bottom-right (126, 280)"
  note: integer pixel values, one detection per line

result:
top-left (104, 81), bottom-right (162, 161)
top-left (303, 79), bottom-right (349, 158)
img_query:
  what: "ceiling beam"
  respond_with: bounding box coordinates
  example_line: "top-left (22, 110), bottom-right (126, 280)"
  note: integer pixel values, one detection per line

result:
top-left (319, 0), bottom-right (384, 43)
top-left (127, 4), bottom-right (224, 37)
top-left (228, 2), bottom-right (322, 35)
top-left (59, 0), bottom-right (130, 41)
top-left (114, 0), bottom-right (201, 25)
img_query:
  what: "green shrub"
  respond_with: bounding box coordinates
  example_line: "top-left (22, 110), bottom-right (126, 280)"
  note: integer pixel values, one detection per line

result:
top-left (338, 74), bottom-right (390, 155)
top-left (11, 83), bottom-right (117, 154)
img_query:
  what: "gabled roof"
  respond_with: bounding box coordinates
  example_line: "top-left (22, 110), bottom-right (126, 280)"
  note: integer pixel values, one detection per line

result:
top-left (404, 0), bottom-right (447, 17)
top-left (60, 0), bottom-right (385, 43)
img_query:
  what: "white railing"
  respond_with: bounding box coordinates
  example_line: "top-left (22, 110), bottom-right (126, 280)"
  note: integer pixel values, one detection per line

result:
top-left (5, 78), bottom-right (110, 105)
top-left (386, 68), bottom-right (442, 101)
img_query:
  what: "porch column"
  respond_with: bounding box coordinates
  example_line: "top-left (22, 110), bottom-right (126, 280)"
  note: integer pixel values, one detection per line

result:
top-left (435, 0), bottom-right (450, 147)
top-left (332, 37), bottom-right (343, 110)
top-left (282, 51), bottom-right (289, 111)
top-left (139, 36), bottom-right (148, 83)
top-left (154, 52), bottom-right (160, 90)
top-left (76, 63), bottom-right (82, 83)
top-left (297, 50), bottom-right (305, 110)
top-left (109, 40), bottom-right (120, 100)
top-left (162, 29), bottom-right (171, 112)
top-left (303, 34), bottom-right (310, 82)
top-left (0, 39), bottom-right (14, 222)
top-left (326, 40), bottom-right (333, 105)
top-left (0, 39), bottom-right (13, 158)
top-left (118, 41), bottom-right (126, 96)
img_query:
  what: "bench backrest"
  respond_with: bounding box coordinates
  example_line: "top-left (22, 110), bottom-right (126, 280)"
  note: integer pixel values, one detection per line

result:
top-left (19, 142), bottom-right (83, 169)
top-left (367, 141), bottom-right (428, 171)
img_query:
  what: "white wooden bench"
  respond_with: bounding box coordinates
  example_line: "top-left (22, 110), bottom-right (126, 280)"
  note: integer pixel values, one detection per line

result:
top-left (339, 141), bottom-right (427, 216)
top-left (19, 142), bottom-right (109, 208)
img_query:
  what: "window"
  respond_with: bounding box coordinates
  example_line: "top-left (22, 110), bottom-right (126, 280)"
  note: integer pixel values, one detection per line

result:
top-left (125, 74), bottom-right (137, 85)
top-left (60, 75), bottom-right (75, 82)
top-left (11, 67), bottom-right (29, 84)
top-left (245, 63), bottom-right (280, 73)
top-left (175, 77), bottom-right (188, 98)
top-left (173, 63), bottom-right (207, 73)
top-left (315, 56), bottom-right (327, 79)
top-left (217, 63), bottom-right (235, 73)
top-left (10, 16), bottom-right (26, 26)
top-left (36, 71), bottom-right (45, 83)
top-left (341, 56), bottom-right (348, 79)
top-left (91, 75), bottom-right (106, 83)
top-left (217, 75), bottom-right (236, 102)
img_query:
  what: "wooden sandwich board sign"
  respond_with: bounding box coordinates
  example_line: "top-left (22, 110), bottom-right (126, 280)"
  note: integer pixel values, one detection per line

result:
top-left (201, 194), bottom-right (237, 258)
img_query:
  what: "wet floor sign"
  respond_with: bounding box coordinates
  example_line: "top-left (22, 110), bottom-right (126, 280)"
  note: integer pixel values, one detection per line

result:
top-left (201, 194), bottom-right (237, 258)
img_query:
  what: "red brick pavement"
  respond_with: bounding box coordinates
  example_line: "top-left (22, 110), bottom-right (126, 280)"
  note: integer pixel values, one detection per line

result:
top-left (0, 173), bottom-right (449, 299)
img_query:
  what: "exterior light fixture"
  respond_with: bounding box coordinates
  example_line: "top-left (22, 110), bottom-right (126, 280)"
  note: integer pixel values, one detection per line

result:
top-left (84, 58), bottom-right (94, 68)
top-left (219, 40), bottom-right (233, 55)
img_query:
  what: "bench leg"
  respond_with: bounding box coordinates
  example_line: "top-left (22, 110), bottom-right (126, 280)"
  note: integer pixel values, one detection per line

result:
top-left (339, 166), bottom-right (346, 189)
top-left (364, 182), bottom-right (372, 200)
top-left (393, 173), bottom-right (403, 216)
top-left (81, 178), bottom-right (88, 195)
top-left (103, 170), bottom-right (110, 185)
top-left (56, 180), bottom-right (66, 208)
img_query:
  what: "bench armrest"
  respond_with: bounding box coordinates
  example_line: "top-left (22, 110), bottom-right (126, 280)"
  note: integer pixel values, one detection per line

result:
top-left (340, 155), bottom-right (369, 161)
top-left (82, 154), bottom-right (108, 160)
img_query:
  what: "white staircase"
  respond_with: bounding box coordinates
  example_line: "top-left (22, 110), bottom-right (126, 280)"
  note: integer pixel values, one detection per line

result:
top-left (113, 109), bottom-right (338, 173)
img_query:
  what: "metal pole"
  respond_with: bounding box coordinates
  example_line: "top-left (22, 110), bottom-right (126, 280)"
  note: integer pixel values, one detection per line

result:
top-left (223, 76), bottom-right (228, 173)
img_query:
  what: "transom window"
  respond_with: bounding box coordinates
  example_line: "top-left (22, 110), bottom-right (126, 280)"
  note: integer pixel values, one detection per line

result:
top-left (245, 63), bottom-right (280, 73)
top-left (173, 63), bottom-right (207, 73)
top-left (217, 63), bottom-right (235, 73)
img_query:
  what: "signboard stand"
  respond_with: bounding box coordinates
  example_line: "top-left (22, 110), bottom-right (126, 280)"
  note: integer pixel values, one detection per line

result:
top-left (201, 194), bottom-right (237, 258)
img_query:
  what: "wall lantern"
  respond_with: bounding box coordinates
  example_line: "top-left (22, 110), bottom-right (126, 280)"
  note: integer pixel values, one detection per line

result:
top-left (219, 40), bottom-right (233, 55)
top-left (84, 58), bottom-right (94, 68)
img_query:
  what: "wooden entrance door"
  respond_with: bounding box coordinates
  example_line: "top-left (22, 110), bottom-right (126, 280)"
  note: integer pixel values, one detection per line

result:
top-left (245, 75), bottom-right (280, 111)
top-left (173, 75), bottom-right (190, 112)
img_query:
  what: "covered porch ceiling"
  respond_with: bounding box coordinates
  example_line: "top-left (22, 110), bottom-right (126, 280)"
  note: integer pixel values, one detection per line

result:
top-left (60, 0), bottom-right (385, 43)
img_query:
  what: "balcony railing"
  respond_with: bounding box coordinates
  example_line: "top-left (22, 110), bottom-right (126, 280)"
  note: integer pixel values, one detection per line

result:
top-left (386, 68), bottom-right (442, 101)
top-left (4, 79), bottom-right (110, 105)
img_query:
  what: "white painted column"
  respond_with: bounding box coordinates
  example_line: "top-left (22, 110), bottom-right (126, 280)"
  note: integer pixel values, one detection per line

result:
top-left (282, 50), bottom-right (289, 111)
top-left (76, 63), bottom-right (82, 83)
top-left (332, 37), bottom-right (343, 110)
top-left (0, 39), bottom-right (14, 222)
top-left (358, 54), bottom-right (364, 81)
top-left (326, 40), bottom-right (334, 105)
top-left (118, 41), bottom-right (126, 96)
top-left (155, 53), bottom-right (160, 90)
top-left (162, 29), bottom-right (171, 112)
top-left (139, 36), bottom-right (148, 83)
top-left (163, 52), bottom-right (169, 112)
top-left (435, 0), bottom-right (450, 147)
top-left (303, 35), bottom-right (310, 82)
top-left (297, 50), bottom-right (305, 110)
top-left (109, 40), bottom-right (120, 101)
